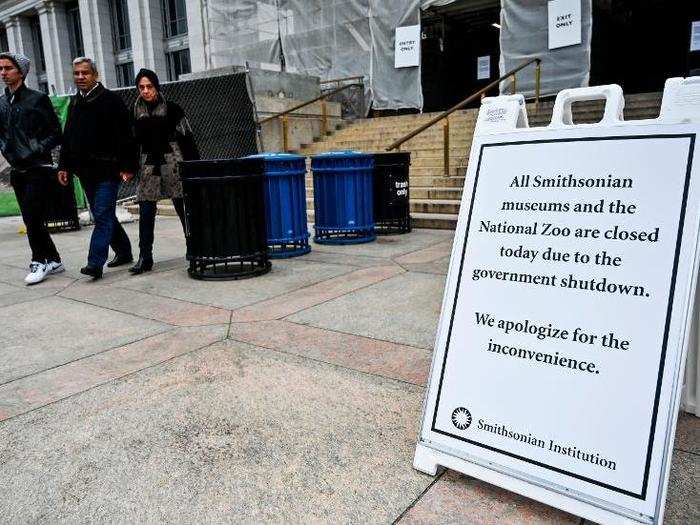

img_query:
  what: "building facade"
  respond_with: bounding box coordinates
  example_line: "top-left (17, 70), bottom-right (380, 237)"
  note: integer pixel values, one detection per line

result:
top-left (1, 1), bottom-right (699, 109)
top-left (0, 0), bottom-right (208, 94)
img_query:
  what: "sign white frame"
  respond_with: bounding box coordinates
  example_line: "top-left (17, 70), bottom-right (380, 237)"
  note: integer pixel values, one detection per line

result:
top-left (394, 24), bottom-right (421, 69)
top-left (548, 0), bottom-right (582, 50)
top-left (414, 80), bottom-right (700, 524)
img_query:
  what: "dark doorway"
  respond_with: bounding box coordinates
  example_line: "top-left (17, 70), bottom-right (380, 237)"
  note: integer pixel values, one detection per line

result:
top-left (421, 1), bottom-right (501, 112)
top-left (591, 0), bottom-right (700, 93)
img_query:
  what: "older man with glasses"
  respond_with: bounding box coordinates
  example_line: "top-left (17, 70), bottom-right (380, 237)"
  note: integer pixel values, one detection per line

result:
top-left (58, 57), bottom-right (137, 280)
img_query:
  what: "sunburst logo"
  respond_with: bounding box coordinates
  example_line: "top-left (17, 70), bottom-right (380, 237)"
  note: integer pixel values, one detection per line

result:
top-left (451, 407), bottom-right (472, 430)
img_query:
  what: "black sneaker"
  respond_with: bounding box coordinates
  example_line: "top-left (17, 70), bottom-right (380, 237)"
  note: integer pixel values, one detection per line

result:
top-left (80, 265), bottom-right (103, 280)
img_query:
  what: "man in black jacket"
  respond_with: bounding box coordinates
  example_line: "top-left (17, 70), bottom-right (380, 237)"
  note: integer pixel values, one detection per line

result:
top-left (58, 57), bottom-right (136, 279)
top-left (0, 52), bottom-right (64, 285)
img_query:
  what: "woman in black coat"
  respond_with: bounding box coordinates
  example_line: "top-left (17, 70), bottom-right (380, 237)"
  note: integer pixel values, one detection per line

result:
top-left (130, 68), bottom-right (199, 274)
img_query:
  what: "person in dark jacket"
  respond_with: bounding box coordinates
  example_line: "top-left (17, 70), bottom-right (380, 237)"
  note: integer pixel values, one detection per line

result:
top-left (0, 52), bottom-right (64, 285)
top-left (129, 68), bottom-right (199, 274)
top-left (58, 57), bottom-right (137, 280)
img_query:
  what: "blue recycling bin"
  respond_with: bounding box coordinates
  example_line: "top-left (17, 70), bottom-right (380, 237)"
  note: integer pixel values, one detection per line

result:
top-left (247, 153), bottom-right (310, 258)
top-left (311, 150), bottom-right (375, 245)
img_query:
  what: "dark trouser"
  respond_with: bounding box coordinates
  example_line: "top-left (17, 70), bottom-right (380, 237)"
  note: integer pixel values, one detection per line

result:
top-left (10, 169), bottom-right (61, 264)
top-left (80, 177), bottom-right (132, 268)
top-left (138, 198), bottom-right (185, 259)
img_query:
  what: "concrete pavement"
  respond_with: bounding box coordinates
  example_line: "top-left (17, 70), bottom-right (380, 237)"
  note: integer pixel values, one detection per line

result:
top-left (0, 215), bottom-right (696, 523)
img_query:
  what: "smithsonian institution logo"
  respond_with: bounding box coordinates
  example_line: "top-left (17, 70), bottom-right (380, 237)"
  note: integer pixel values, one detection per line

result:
top-left (451, 407), bottom-right (472, 430)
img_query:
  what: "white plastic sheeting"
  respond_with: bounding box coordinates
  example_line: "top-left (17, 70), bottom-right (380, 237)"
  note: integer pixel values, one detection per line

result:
top-left (208, 1), bottom-right (281, 69)
top-left (207, 0), bottom-right (423, 111)
top-left (499, 0), bottom-right (592, 97)
top-left (369, 0), bottom-right (423, 110)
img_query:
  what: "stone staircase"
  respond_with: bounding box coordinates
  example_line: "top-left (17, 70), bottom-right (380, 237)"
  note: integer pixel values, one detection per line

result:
top-left (299, 91), bottom-right (663, 230)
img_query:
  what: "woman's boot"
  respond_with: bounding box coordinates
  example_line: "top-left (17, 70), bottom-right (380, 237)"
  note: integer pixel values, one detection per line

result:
top-left (129, 255), bottom-right (153, 274)
top-left (131, 200), bottom-right (156, 275)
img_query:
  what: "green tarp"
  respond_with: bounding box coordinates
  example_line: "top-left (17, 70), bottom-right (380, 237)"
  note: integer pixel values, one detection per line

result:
top-left (0, 95), bottom-right (84, 217)
top-left (50, 95), bottom-right (86, 208)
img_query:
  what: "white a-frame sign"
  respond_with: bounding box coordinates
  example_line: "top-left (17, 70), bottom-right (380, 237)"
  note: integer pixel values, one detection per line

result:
top-left (415, 79), bottom-right (700, 524)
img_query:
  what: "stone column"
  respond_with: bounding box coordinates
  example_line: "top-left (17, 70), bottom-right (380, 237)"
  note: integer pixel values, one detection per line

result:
top-left (37, 0), bottom-right (74, 95)
top-left (185, 0), bottom-right (207, 73)
top-left (78, 0), bottom-right (117, 87)
top-left (4, 16), bottom-right (39, 89)
top-left (127, 0), bottom-right (167, 78)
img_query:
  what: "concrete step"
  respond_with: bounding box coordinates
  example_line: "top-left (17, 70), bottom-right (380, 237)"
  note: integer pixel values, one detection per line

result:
top-left (350, 113), bottom-right (476, 127)
top-left (299, 157), bottom-right (468, 170)
top-left (410, 157), bottom-right (468, 169)
top-left (411, 187), bottom-right (463, 199)
top-left (410, 175), bottom-right (466, 187)
top-left (310, 137), bottom-right (473, 149)
top-left (302, 146), bottom-right (472, 158)
top-left (409, 167), bottom-right (467, 178)
top-left (334, 125), bottom-right (475, 139)
top-left (410, 199), bottom-right (461, 215)
top-left (411, 212), bottom-right (458, 230)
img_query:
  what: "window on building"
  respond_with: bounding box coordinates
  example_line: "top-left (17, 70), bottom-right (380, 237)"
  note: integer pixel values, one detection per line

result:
top-left (110, 0), bottom-right (132, 51)
top-left (66, 2), bottom-right (84, 58)
top-left (162, 0), bottom-right (188, 38)
top-left (115, 62), bottom-right (134, 87)
top-left (29, 17), bottom-right (46, 73)
top-left (165, 48), bottom-right (191, 81)
top-left (0, 26), bottom-right (8, 52)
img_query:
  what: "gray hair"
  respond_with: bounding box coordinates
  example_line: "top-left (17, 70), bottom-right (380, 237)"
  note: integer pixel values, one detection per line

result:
top-left (72, 56), bottom-right (98, 74)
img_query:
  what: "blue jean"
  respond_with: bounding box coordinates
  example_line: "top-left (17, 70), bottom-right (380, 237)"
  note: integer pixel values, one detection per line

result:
top-left (80, 178), bottom-right (132, 268)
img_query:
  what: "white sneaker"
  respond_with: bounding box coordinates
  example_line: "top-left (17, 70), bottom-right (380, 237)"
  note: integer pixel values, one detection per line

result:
top-left (46, 261), bottom-right (65, 275)
top-left (24, 261), bottom-right (48, 285)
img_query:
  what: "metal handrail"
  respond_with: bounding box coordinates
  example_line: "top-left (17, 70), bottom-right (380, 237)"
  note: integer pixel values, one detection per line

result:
top-left (258, 80), bottom-right (363, 152)
top-left (386, 58), bottom-right (541, 153)
top-left (258, 82), bottom-right (362, 124)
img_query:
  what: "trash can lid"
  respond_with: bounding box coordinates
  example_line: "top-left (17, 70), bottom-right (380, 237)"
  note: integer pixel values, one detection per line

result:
top-left (372, 152), bottom-right (411, 165)
top-left (311, 150), bottom-right (372, 160)
top-left (245, 152), bottom-right (305, 161)
top-left (179, 157), bottom-right (266, 180)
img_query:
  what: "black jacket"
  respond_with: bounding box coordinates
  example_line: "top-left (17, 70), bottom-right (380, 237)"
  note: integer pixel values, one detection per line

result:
top-left (134, 98), bottom-right (199, 165)
top-left (58, 83), bottom-right (137, 179)
top-left (0, 84), bottom-right (62, 171)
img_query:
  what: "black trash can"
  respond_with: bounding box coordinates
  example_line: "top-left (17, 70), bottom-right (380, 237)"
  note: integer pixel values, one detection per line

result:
top-left (180, 158), bottom-right (271, 280)
top-left (44, 169), bottom-right (80, 232)
top-left (373, 152), bottom-right (411, 235)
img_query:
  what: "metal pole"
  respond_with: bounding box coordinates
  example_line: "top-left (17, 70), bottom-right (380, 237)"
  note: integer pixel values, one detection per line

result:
top-left (443, 118), bottom-right (450, 177)
top-left (511, 74), bottom-right (517, 95)
top-left (282, 115), bottom-right (289, 152)
top-left (321, 100), bottom-right (328, 136)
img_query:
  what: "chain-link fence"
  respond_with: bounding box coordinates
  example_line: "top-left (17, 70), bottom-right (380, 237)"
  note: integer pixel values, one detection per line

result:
top-left (115, 72), bottom-right (260, 200)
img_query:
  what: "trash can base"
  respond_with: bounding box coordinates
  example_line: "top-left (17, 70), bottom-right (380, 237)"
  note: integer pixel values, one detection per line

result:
top-left (314, 227), bottom-right (376, 245)
top-left (187, 257), bottom-right (271, 281)
top-left (376, 218), bottom-right (411, 236)
top-left (268, 241), bottom-right (311, 259)
top-left (47, 219), bottom-right (81, 233)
